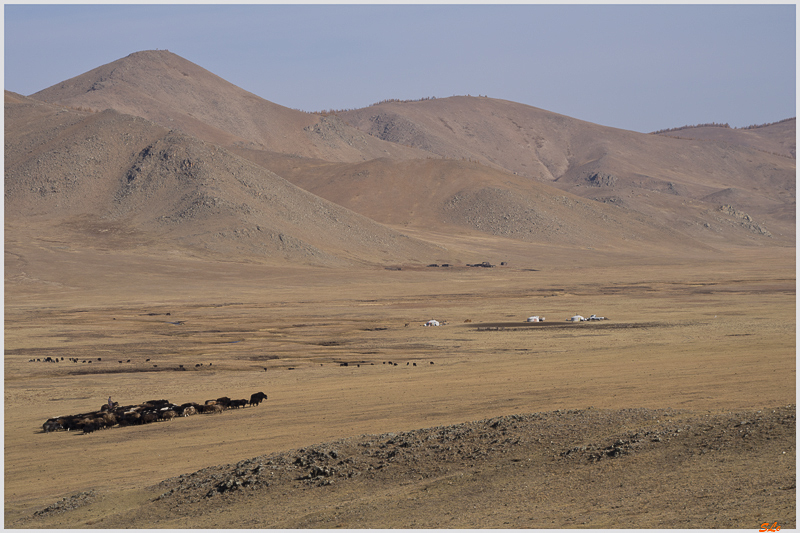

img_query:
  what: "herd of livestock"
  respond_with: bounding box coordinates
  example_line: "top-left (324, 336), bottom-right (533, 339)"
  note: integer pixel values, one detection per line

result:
top-left (41, 392), bottom-right (268, 434)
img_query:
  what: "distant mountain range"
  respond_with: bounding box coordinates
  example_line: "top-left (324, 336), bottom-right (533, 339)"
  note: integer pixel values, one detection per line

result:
top-left (6, 50), bottom-right (795, 266)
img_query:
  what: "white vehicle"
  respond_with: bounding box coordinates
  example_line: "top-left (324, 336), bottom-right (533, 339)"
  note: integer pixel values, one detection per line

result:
top-left (588, 314), bottom-right (606, 320)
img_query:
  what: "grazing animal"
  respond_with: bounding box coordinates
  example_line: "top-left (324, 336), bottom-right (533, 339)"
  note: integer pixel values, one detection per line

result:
top-left (159, 409), bottom-right (177, 421)
top-left (140, 412), bottom-right (158, 424)
top-left (123, 412), bottom-right (141, 425)
top-left (249, 392), bottom-right (268, 406)
top-left (42, 419), bottom-right (64, 433)
top-left (204, 404), bottom-right (224, 414)
top-left (215, 397), bottom-right (232, 409)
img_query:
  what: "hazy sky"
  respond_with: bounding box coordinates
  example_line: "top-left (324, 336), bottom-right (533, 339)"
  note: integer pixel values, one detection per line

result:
top-left (4, 4), bottom-right (796, 133)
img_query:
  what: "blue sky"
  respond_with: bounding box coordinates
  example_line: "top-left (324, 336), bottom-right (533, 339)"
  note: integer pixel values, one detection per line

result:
top-left (4, 4), bottom-right (796, 133)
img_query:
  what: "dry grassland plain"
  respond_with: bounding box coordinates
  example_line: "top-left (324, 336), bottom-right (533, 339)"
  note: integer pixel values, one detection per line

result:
top-left (4, 238), bottom-right (795, 528)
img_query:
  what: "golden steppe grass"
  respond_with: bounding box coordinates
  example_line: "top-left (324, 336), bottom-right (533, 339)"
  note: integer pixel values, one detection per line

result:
top-left (4, 237), bottom-right (795, 527)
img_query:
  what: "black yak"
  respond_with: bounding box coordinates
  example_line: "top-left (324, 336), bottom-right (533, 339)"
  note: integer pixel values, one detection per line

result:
top-left (249, 392), bottom-right (268, 406)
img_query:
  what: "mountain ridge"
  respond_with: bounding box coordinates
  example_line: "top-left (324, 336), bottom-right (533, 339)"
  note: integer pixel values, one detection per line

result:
top-left (5, 94), bottom-right (446, 266)
top-left (12, 49), bottom-right (796, 265)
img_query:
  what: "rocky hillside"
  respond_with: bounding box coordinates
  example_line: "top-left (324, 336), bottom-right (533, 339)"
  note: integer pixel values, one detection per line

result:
top-left (19, 405), bottom-right (796, 528)
top-left (30, 50), bottom-right (430, 163)
top-left (237, 152), bottom-right (712, 252)
top-left (5, 94), bottom-right (445, 265)
top-left (340, 97), bottom-right (795, 242)
top-left (14, 50), bottom-right (796, 260)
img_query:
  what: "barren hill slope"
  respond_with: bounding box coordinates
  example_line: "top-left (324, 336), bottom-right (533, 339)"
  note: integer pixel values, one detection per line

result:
top-left (19, 52), bottom-right (795, 255)
top-left (233, 147), bottom-right (788, 251)
top-left (653, 119), bottom-right (796, 159)
top-left (5, 93), bottom-right (445, 266)
top-left (238, 150), bottom-right (729, 253)
top-left (340, 97), bottom-right (795, 242)
top-left (30, 50), bottom-right (430, 163)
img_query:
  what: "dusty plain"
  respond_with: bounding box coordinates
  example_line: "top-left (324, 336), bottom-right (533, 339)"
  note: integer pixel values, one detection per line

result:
top-left (4, 236), bottom-right (795, 528)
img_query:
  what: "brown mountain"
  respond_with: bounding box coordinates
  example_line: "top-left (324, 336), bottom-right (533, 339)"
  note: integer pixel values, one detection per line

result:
top-left (234, 150), bottom-right (719, 254)
top-left (653, 119), bottom-right (796, 159)
top-left (30, 50), bottom-right (429, 163)
top-left (16, 50), bottom-right (796, 260)
top-left (339, 98), bottom-right (795, 243)
top-left (5, 93), bottom-right (445, 266)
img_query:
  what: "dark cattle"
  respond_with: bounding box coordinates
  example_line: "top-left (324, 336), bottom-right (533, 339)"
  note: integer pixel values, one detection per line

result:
top-left (249, 392), bottom-right (268, 406)
top-left (82, 422), bottom-right (98, 434)
top-left (123, 411), bottom-right (141, 425)
top-left (62, 416), bottom-right (84, 432)
top-left (216, 397), bottom-right (232, 409)
top-left (42, 418), bottom-right (64, 433)
top-left (140, 412), bottom-right (158, 424)
top-left (98, 412), bottom-right (117, 428)
top-left (230, 399), bottom-right (248, 409)
top-left (180, 405), bottom-right (197, 417)
top-left (203, 404), bottom-right (224, 414)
